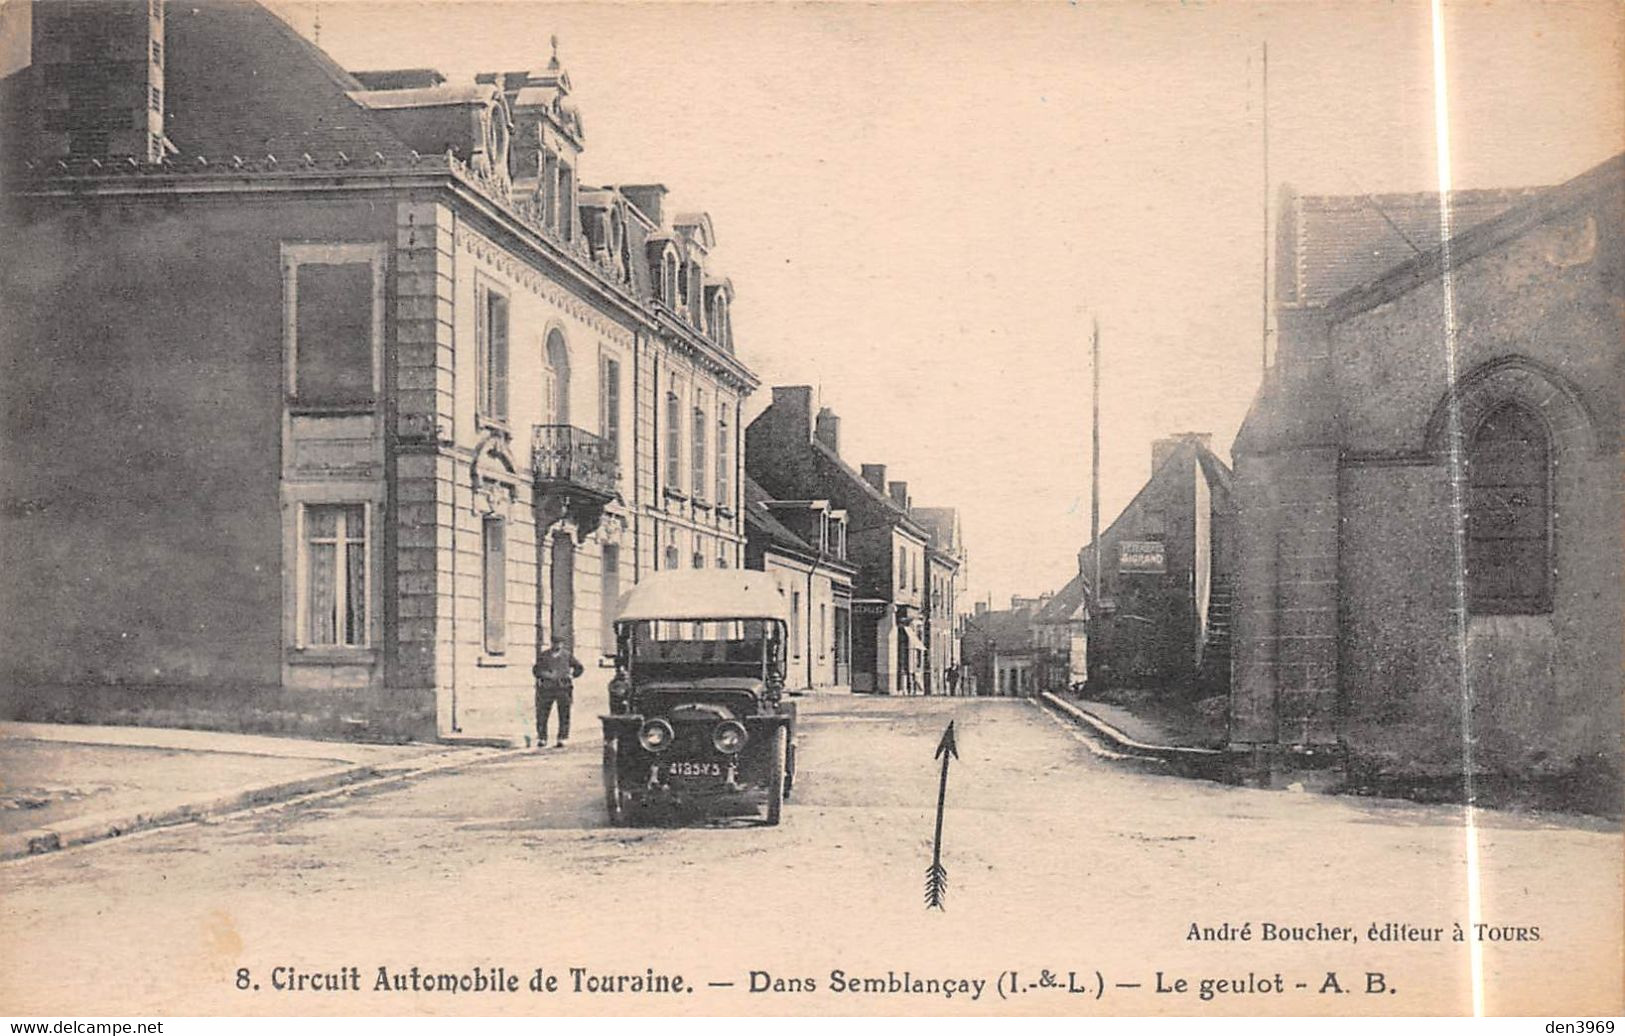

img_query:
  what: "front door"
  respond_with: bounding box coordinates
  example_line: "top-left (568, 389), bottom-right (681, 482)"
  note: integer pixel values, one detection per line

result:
top-left (550, 534), bottom-right (575, 651)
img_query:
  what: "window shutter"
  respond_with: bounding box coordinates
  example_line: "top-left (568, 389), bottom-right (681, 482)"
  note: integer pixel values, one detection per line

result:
top-left (489, 293), bottom-right (509, 421)
top-left (475, 286), bottom-right (488, 414)
top-left (483, 518), bottom-right (506, 654)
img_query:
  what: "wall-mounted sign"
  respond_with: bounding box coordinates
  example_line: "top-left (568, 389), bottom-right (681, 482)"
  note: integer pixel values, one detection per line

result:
top-left (1118, 540), bottom-right (1166, 574)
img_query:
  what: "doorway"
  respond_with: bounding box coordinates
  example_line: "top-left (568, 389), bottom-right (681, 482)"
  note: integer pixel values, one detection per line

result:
top-left (550, 534), bottom-right (575, 651)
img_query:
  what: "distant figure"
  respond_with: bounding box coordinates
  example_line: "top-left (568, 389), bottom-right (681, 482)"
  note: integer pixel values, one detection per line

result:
top-left (533, 639), bottom-right (584, 748)
top-left (945, 665), bottom-right (961, 697)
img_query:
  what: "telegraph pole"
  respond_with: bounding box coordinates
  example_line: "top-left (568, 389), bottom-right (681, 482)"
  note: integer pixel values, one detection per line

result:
top-left (1260, 40), bottom-right (1271, 373)
top-left (1090, 317), bottom-right (1101, 682)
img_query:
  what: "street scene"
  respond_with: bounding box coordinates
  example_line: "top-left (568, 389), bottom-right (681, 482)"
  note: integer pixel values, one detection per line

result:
top-left (4, 696), bottom-right (1621, 1016)
top-left (0, 0), bottom-right (1622, 1020)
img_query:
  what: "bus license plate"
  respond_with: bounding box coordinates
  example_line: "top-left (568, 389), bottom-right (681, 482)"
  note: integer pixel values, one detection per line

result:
top-left (667, 760), bottom-right (724, 779)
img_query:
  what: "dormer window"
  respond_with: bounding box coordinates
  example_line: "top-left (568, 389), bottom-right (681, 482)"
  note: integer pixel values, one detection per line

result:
top-left (687, 261), bottom-right (703, 322)
top-left (557, 163), bottom-right (575, 241)
top-left (609, 210), bottom-right (625, 275)
top-left (661, 252), bottom-right (679, 306)
top-left (711, 295), bottom-right (730, 348)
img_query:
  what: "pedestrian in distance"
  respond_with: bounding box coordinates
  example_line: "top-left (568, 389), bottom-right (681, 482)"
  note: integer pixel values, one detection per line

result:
top-left (533, 639), bottom-right (584, 748)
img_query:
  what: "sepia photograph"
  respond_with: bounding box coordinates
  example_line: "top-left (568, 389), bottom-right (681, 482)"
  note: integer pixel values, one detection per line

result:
top-left (0, 0), bottom-right (1620, 1021)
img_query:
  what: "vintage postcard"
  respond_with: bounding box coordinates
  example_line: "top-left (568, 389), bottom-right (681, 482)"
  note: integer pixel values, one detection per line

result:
top-left (0, 0), bottom-right (1621, 1021)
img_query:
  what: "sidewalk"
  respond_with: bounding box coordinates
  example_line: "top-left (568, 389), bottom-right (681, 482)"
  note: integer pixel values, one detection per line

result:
top-left (1040, 691), bottom-right (1231, 779)
top-left (0, 722), bottom-right (515, 860)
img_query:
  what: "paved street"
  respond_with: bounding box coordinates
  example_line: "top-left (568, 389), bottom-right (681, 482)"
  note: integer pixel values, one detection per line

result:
top-left (2, 696), bottom-right (1619, 1016)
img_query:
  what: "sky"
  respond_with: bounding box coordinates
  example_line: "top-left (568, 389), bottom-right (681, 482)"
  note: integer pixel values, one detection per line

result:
top-left (270, 0), bottom-right (1623, 608)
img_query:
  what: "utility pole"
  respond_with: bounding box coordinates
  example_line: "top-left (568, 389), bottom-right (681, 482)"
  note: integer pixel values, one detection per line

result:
top-left (1090, 317), bottom-right (1101, 683)
top-left (1260, 40), bottom-right (1271, 373)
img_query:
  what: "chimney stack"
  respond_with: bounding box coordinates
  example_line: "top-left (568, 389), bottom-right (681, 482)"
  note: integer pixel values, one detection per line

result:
top-left (33, 0), bottom-right (166, 162)
top-left (860, 464), bottom-right (887, 492)
top-left (771, 386), bottom-right (815, 442)
top-left (814, 407), bottom-right (840, 455)
top-left (887, 481), bottom-right (910, 510)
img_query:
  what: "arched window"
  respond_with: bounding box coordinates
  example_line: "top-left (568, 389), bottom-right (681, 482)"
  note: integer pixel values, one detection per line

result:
top-left (1466, 403), bottom-right (1552, 614)
top-left (543, 328), bottom-right (570, 426)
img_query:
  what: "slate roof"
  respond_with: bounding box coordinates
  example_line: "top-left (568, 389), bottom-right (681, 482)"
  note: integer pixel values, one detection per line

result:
top-left (963, 609), bottom-right (1040, 650)
top-left (808, 440), bottom-right (929, 540)
top-left (1280, 185), bottom-right (1546, 307)
top-left (1035, 571), bottom-right (1090, 625)
top-left (744, 477), bottom-right (815, 555)
top-left (160, 2), bottom-right (420, 164)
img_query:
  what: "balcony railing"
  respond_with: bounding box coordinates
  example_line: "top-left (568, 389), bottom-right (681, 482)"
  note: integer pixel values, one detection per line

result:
top-left (531, 425), bottom-right (619, 499)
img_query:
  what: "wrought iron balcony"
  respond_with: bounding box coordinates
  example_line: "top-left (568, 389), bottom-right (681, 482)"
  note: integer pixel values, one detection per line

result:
top-left (531, 425), bottom-right (619, 500)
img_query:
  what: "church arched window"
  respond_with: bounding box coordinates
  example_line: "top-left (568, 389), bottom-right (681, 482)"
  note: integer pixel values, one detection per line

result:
top-left (1466, 403), bottom-right (1552, 614)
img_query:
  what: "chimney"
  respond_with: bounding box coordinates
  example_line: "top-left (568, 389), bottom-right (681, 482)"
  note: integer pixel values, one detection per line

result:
top-left (887, 481), bottom-right (910, 510)
top-left (619, 184), bottom-right (668, 226)
top-left (33, 0), bottom-right (166, 162)
top-left (860, 464), bottom-right (887, 493)
top-left (771, 386), bottom-right (814, 442)
top-left (814, 407), bottom-right (840, 456)
top-left (975, 600), bottom-right (989, 616)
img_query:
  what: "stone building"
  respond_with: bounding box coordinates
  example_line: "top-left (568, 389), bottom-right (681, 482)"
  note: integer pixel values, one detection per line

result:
top-left (1033, 576), bottom-right (1090, 692)
top-left (1230, 154), bottom-right (1623, 796)
top-left (0, 0), bottom-right (756, 743)
top-left (1070, 434), bottom-right (1236, 697)
top-left (910, 507), bottom-right (965, 694)
top-left (961, 599), bottom-right (1044, 698)
top-left (746, 388), bottom-right (951, 694)
top-left (742, 477), bottom-right (856, 693)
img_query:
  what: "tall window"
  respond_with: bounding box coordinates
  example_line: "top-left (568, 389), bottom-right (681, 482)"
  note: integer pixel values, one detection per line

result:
top-left (599, 356), bottom-right (621, 455)
top-left (478, 287), bottom-right (510, 423)
top-left (1466, 404), bottom-right (1552, 614)
top-left (898, 546), bottom-right (907, 590)
top-left (557, 164), bottom-right (575, 241)
top-left (303, 504), bottom-right (367, 647)
top-left (662, 253), bottom-right (678, 306)
top-left (288, 252), bottom-right (377, 408)
top-left (693, 534), bottom-right (708, 569)
top-left (819, 603), bottom-right (827, 659)
top-left (665, 391), bottom-right (681, 491)
top-left (543, 328), bottom-right (570, 426)
top-left (482, 517), bottom-right (506, 654)
top-left (600, 543), bottom-right (620, 652)
top-left (790, 590), bottom-right (802, 659)
top-left (716, 411), bottom-right (730, 510)
top-left (692, 401), bottom-right (707, 501)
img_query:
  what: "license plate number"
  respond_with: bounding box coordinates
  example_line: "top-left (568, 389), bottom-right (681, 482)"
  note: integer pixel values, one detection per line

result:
top-left (667, 760), bottom-right (724, 779)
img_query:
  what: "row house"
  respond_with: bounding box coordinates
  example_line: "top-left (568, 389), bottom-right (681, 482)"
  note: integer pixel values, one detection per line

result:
top-left (0, 0), bottom-right (756, 743)
top-left (910, 507), bottom-right (965, 694)
top-left (1069, 433), bottom-right (1236, 698)
top-left (742, 477), bottom-right (857, 693)
top-left (961, 598), bottom-right (1044, 697)
top-left (746, 388), bottom-right (958, 694)
top-left (1231, 155), bottom-right (1622, 799)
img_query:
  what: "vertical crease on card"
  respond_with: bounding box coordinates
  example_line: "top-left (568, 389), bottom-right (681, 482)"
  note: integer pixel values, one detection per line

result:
top-left (1430, 0), bottom-right (1486, 1018)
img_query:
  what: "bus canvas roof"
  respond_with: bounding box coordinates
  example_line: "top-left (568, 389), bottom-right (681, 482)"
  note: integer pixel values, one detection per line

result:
top-left (614, 570), bottom-right (789, 624)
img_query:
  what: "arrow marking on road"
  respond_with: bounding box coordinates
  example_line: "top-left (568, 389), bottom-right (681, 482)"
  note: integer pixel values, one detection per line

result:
top-left (925, 720), bottom-right (958, 911)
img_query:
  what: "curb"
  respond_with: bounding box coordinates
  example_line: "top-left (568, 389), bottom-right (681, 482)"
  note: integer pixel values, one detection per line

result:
top-left (1039, 692), bottom-right (1230, 777)
top-left (0, 745), bottom-right (531, 863)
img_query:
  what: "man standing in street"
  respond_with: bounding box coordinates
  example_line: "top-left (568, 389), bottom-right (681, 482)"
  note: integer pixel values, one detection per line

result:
top-left (533, 639), bottom-right (584, 748)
